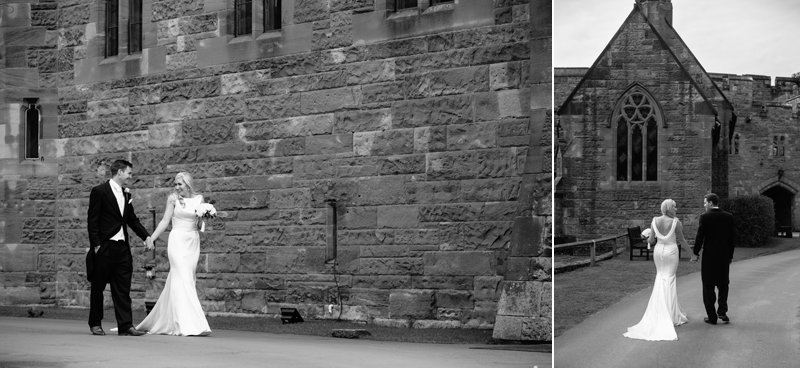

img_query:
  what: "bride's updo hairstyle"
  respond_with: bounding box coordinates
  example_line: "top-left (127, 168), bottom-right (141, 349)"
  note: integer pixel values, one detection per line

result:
top-left (660, 199), bottom-right (677, 217)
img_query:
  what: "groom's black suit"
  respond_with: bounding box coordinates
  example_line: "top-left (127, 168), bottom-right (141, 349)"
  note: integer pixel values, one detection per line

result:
top-left (693, 207), bottom-right (736, 322)
top-left (87, 181), bottom-right (149, 331)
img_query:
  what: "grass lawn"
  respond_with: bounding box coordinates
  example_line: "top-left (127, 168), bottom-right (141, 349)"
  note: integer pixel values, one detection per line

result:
top-left (554, 236), bottom-right (800, 337)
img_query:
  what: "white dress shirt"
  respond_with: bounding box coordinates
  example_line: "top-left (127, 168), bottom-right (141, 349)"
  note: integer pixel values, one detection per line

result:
top-left (108, 179), bottom-right (126, 241)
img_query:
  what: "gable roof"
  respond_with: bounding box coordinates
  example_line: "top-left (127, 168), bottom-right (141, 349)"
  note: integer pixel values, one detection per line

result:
top-left (557, 3), bottom-right (733, 115)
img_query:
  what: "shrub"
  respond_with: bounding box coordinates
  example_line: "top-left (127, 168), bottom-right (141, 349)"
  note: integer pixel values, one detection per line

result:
top-left (719, 195), bottom-right (775, 247)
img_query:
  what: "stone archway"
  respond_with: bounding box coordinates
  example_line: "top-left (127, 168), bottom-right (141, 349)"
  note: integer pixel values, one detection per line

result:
top-left (763, 186), bottom-right (793, 230)
top-left (760, 182), bottom-right (797, 232)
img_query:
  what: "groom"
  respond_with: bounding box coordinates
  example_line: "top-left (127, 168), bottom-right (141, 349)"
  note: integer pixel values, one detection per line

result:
top-left (87, 160), bottom-right (151, 336)
top-left (691, 193), bottom-right (736, 325)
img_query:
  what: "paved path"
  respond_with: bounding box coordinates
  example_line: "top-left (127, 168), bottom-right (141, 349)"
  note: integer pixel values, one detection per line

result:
top-left (555, 247), bottom-right (800, 367)
top-left (0, 317), bottom-right (547, 368)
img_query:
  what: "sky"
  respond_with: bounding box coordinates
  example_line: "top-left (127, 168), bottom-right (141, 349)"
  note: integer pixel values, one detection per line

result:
top-left (554, 0), bottom-right (800, 79)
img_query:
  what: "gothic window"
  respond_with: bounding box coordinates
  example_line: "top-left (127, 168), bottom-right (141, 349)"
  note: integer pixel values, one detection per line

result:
top-left (105, 0), bottom-right (119, 57)
top-left (235, 0), bottom-right (253, 36)
top-left (264, 0), bottom-right (281, 31)
top-left (128, 0), bottom-right (143, 54)
top-left (614, 86), bottom-right (660, 182)
top-left (730, 133), bottom-right (740, 155)
top-left (771, 135), bottom-right (787, 157)
top-left (22, 101), bottom-right (41, 159)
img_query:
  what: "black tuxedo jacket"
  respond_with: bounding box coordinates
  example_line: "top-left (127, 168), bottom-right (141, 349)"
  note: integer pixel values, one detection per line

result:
top-left (87, 181), bottom-right (149, 248)
top-left (693, 208), bottom-right (736, 279)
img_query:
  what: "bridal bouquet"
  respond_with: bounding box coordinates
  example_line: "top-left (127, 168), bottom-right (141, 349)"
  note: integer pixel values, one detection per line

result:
top-left (195, 203), bottom-right (217, 232)
top-left (640, 228), bottom-right (653, 249)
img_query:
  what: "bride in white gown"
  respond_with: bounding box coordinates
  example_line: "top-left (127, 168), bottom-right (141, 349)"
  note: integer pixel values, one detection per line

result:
top-left (624, 199), bottom-right (691, 341)
top-left (137, 172), bottom-right (211, 336)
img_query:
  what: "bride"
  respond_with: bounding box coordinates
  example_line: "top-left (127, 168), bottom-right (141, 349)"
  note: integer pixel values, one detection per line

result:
top-left (137, 172), bottom-right (211, 336)
top-left (624, 199), bottom-right (691, 341)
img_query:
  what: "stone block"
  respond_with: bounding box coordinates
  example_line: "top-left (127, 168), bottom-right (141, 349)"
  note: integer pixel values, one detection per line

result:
top-left (301, 87), bottom-right (360, 115)
top-left (423, 251), bottom-right (496, 276)
top-left (413, 126), bottom-right (447, 153)
top-left (475, 89), bottom-right (531, 122)
top-left (496, 281), bottom-right (539, 317)
top-left (245, 94), bottom-right (303, 120)
top-left (269, 188), bottom-right (312, 209)
top-left (405, 66), bottom-right (489, 99)
top-left (447, 122), bottom-right (498, 150)
top-left (376, 205), bottom-right (418, 229)
top-left (435, 290), bottom-right (474, 309)
top-left (351, 276), bottom-right (411, 289)
top-left (388, 290), bottom-right (434, 319)
top-left (426, 149), bottom-right (516, 180)
top-left (419, 203), bottom-right (481, 222)
top-left (362, 81), bottom-right (405, 104)
top-left (373, 318), bottom-right (411, 329)
top-left (359, 257), bottom-right (423, 275)
top-left (206, 253), bottom-right (241, 273)
top-left (161, 77), bottom-right (220, 103)
top-left (353, 129), bottom-right (414, 156)
top-left (333, 108), bottom-right (392, 133)
top-left (253, 227), bottom-right (327, 248)
top-left (490, 62), bottom-right (523, 91)
top-left (0, 244), bottom-right (38, 272)
top-left (411, 276), bottom-right (473, 290)
top-left (0, 287), bottom-right (41, 305)
top-left (240, 291), bottom-right (267, 313)
top-left (347, 60), bottom-right (395, 85)
top-left (242, 114), bottom-right (334, 140)
top-left (305, 134), bottom-right (353, 155)
top-left (393, 95), bottom-right (472, 129)
top-left (474, 276), bottom-right (503, 301)
top-left (342, 206), bottom-right (377, 229)
top-left (378, 154), bottom-right (425, 175)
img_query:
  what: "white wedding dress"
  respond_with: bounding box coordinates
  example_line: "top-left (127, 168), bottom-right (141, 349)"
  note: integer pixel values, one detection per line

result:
top-left (623, 217), bottom-right (688, 341)
top-left (137, 195), bottom-right (211, 336)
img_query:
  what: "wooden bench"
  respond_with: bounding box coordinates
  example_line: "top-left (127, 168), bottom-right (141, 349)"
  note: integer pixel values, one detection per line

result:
top-left (627, 226), bottom-right (650, 261)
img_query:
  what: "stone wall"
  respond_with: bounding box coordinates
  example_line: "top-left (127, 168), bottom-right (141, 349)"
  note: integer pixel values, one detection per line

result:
top-left (713, 73), bottom-right (800, 230)
top-left (555, 9), bottom-right (713, 241)
top-left (1, 0), bottom-right (549, 335)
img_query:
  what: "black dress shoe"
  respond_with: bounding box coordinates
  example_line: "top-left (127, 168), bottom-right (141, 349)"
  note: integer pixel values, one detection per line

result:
top-left (118, 327), bottom-right (146, 336)
top-left (704, 318), bottom-right (717, 325)
top-left (90, 326), bottom-right (105, 335)
top-left (719, 314), bottom-right (730, 323)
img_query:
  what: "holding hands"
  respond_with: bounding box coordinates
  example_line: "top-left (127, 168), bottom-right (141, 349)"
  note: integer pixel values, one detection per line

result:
top-left (144, 236), bottom-right (155, 250)
top-left (690, 254), bottom-right (699, 262)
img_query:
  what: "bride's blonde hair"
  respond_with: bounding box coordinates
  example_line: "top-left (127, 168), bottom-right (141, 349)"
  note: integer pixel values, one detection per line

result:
top-left (174, 172), bottom-right (198, 197)
top-left (660, 199), bottom-right (677, 217)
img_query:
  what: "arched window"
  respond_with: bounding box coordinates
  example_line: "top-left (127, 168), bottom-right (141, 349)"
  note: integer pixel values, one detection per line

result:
top-left (614, 86), bottom-right (660, 182)
top-left (105, 0), bottom-right (119, 57)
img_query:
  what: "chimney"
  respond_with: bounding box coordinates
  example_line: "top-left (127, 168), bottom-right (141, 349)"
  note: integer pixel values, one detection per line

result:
top-left (638, 0), bottom-right (673, 26)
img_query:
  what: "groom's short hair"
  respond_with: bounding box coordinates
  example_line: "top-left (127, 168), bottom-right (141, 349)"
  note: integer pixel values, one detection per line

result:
top-left (705, 193), bottom-right (719, 205)
top-left (109, 160), bottom-right (133, 177)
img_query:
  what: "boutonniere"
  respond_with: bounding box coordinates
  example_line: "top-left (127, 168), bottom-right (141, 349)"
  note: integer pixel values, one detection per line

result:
top-left (124, 188), bottom-right (132, 204)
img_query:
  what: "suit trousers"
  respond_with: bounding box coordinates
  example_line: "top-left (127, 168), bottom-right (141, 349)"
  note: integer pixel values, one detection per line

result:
top-left (88, 239), bottom-right (134, 330)
top-left (701, 264), bottom-right (730, 320)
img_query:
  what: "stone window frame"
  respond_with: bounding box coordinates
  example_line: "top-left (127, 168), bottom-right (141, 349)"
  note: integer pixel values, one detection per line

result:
top-left (96, 0), bottom-right (155, 64)
top-left (770, 134), bottom-right (787, 157)
top-left (21, 99), bottom-right (42, 160)
top-left (386, 0), bottom-right (455, 19)
top-left (612, 85), bottom-right (662, 183)
top-left (228, 0), bottom-right (286, 41)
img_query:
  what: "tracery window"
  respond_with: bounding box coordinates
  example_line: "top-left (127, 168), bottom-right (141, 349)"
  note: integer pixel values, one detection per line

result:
top-left (771, 135), bottom-right (786, 157)
top-left (614, 86), bottom-right (660, 182)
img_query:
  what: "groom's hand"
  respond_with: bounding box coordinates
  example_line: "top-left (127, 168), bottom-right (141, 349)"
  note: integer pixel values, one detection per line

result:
top-left (144, 236), bottom-right (155, 250)
top-left (690, 254), bottom-right (699, 262)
